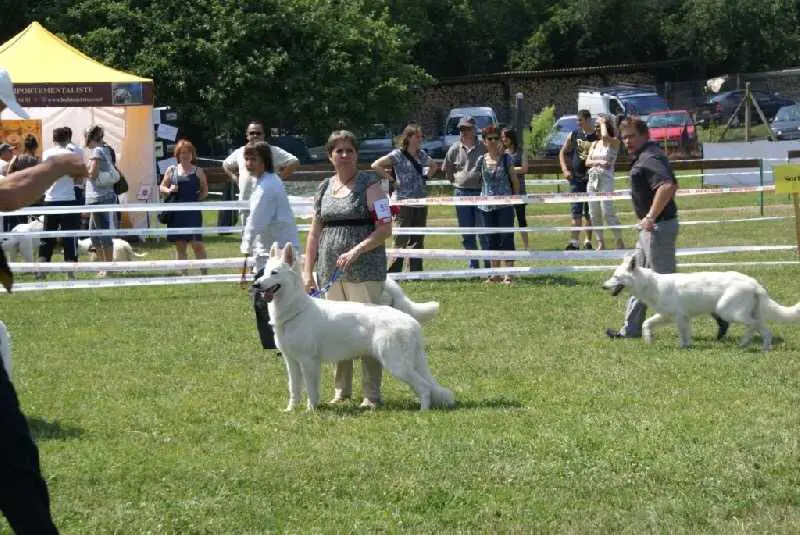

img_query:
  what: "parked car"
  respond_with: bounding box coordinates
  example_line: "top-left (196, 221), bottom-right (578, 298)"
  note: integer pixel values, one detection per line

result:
top-left (769, 104), bottom-right (800, 140)
top-left (539, 115), bottom-right (595, 159)
top-left (699, 89), bottom-right (795, 126)
top-left (646, 110), bottom-right (697, 147)
top-left (443, 106), bottom-right (498, 149)
top-left (267, 135), bottom-right (313, 164)
top-left (578, 84), bottom-right (669, 121)
top-left (307, 125), bottom-right (395, 163)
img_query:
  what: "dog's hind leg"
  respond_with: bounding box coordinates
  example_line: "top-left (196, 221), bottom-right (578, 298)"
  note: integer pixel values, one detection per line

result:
top-left (382, 358), bottom-right (433, 410)
top-left (300, 361), bottom-right (322, 410)
top-left (675, 313), bottom-right (692, 348)
top-left (642, 313), bottom-right (672, 344)
top-left (283, 356), bottom-right (303, 412)
top-left (711, 313), bottom-right (730, 340)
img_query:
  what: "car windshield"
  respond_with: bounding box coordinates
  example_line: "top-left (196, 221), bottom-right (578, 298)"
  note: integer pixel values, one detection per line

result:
top-left (446, 115), bottom-right (495, 136)
top-left (555, 117), bottom-right (579, 132)
top-left (647, 113), bottom-right (692, 128)
top-left (621, 94), bottom-right (669, 115)
top-left (775, 105), bottom-right (800, 122)
top-left (361, 124), bottom-right (392, 140)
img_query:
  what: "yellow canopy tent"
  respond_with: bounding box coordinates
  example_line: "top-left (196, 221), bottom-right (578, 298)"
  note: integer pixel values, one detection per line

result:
top-left (0, 21), bottom-right (157, 228)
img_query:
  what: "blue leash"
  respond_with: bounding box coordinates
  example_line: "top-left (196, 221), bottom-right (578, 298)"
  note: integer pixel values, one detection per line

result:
top-left (308, 268), bottom-right (343, 298)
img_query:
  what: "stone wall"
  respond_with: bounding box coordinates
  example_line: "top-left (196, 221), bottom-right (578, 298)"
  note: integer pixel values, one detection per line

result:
top-left (409, 71), bottom-right (657, 135)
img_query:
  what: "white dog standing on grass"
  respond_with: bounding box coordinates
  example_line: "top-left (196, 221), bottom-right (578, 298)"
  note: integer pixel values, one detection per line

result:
top-left (603, 254), bottom-right (800, 350)
top-left (253, 242), bottom-right (454, 411)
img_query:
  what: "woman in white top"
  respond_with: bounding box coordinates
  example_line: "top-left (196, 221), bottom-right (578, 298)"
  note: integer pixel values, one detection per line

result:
top-left (585, 115), bottom-right (625, 250)
top-left (37, 127), bottom-right (83, 278)
top-left (239, 141), bottom-right (300, 351)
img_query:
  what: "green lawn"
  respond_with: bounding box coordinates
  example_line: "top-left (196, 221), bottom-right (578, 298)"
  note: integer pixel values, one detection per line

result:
top-left (2, 189), bottom-right (799, 533)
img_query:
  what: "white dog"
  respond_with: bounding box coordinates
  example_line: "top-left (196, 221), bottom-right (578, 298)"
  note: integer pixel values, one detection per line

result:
top-left (1, 218), bottom-right (43, 262)
top-left (78, 238), bottom-right (147, 263)
top-left (253, 242), bottom-right (454, 411)
top-left (603, 254), bottom-right (800, 350)
top-left (0, 321), bottom-right (11, 378)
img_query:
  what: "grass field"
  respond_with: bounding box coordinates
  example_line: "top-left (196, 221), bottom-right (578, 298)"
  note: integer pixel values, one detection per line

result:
top-left (2, 186), bottom-right (799, 533)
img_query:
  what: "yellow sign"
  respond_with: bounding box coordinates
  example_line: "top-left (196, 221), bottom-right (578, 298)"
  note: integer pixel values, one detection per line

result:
top-left (0, 119), bottom-right (43, 159)
top-left (773, 164), bottom-right (800, 194)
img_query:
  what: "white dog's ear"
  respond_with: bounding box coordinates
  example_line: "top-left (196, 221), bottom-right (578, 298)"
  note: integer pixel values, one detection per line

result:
top-left (269, 242), bottom-right (280, 258)
top-left (282, 242), bottom-right (295, 265)
top-left (627, 255), bottom-right (637, 271)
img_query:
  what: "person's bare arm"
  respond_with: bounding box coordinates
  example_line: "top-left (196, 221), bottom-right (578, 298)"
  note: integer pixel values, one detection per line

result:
top-left (370, 154), bottom-right (395, 181)
top-left (335, 182), bottom-right (392, 269)
top-left (277, 159), bottom-right (300, 180)
top-left (302, 215), bottom-right (323, 292)
top-left (196, 167), bottom-right (209, 199)
top-left (559, 136), bottom-right (573, 179)
top-left (0, 155), bottom-right (87, 211)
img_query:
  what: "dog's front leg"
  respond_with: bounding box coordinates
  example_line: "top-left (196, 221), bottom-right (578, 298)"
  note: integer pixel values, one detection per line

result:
top-left (642, 313), bottom-right (671, 344)
top-left (300, 361), bottom-right (322, 411)
top-left (283, 356), bottom-right (303, 412)
top-left (675, 313), bottom-right (692, 348)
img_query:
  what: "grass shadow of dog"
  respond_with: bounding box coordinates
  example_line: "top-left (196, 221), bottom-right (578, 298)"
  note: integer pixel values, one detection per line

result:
top-left (28, 417), bottom-right (84, 441)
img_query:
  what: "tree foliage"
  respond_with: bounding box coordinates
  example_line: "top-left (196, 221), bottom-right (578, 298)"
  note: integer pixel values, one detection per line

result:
top-left (2, 0), bottom-right (800, 152)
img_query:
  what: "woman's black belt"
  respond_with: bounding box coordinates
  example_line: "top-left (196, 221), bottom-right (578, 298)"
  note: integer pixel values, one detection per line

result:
top-left (323, 219), bottom-right (373, 227)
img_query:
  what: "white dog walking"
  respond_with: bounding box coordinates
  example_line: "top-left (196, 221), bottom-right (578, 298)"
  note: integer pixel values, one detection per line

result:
top-left (603, 254), bottom-right (800, 350)
top-left (1, 218), bottom-right (43, 263)
top-left (77, 237), bottom-right (147, 263)
top-left (253, 242), bottom-right (454, 411)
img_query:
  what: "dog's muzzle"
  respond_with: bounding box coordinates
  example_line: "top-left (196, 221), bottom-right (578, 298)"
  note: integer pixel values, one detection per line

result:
top-left (606, 283), bottom-right (624, 297)
top-left (251, 283), bottom-right (281, 303)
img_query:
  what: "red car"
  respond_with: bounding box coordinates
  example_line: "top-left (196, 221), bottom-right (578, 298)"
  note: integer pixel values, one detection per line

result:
top-left (645, 110), bottom-right (697, 148)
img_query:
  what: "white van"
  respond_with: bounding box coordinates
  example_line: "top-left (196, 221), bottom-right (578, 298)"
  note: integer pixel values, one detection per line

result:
top-left (578, 85), bottom-right (669, 121)
top-left (443, 106), bottom-right (498, 149)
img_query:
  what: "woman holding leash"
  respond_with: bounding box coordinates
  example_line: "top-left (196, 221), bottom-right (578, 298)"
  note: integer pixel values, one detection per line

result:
top-left (303, 130), bottom-right (393, 409)
top-left (371, 122), bottom-right (437, 273)
top-left (239, 141), bottom-right (300, 351)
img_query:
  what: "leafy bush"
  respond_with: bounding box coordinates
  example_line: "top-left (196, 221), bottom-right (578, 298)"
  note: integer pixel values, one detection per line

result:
top-left (527, 105), bottom-right (556, 155)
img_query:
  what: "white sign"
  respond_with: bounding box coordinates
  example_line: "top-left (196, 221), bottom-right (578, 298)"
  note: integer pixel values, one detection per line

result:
top-left (157, 157), bottom-right (177, 175)
top-left (156, 123), bottom-right (178, 142)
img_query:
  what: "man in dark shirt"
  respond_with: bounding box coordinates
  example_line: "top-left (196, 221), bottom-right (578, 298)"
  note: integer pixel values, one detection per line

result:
top-left (606, 118), bottom-right (728, 340)
top-left (559, 109), bottom-right (596, 250)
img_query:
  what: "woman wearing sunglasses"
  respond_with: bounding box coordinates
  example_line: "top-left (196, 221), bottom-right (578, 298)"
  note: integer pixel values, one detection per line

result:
top-left (476, 125), bottom-right (520, 284)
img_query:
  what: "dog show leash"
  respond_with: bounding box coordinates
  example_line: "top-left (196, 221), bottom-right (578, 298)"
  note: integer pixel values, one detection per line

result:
top-left (308, 269), bottom-right (343, 298)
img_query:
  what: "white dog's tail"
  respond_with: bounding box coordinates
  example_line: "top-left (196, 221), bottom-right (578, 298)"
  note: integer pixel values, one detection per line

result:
top-left (133, 252), bottom-right (148, 258)
top-left (384, 278), bottom-right (439, 323)
top-left (0, 321), bottom-right (11, 378)
top-left (759, 289), bottom-right (800, 322)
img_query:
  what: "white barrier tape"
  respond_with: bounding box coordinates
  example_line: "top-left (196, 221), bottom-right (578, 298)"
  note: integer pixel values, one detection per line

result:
top-left (9, 257), bottom-right (251, 273)
top-left (385, 245), bottom-right (795, 261)
top-left (0, 226), bottom-right (243, 239)
top-left (380, 216), bottom-right (792, 236)
top-left (3, 184), bottom-right (778, 217)
top-left (392, 186), bottom-right (777, 207)
top-left (2, 274), bottom-right (243, 293)
top-left (7, 259), bottom-right (797, 292)
top-left (2, 214), bottom-right (790, 240)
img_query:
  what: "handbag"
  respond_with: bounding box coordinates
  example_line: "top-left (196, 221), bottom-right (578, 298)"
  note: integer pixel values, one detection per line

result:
top-left (96, 148), bottom-right (121, 187)
top-left (113, 169), bottom-right (129, 195)
top-left (157, 165), bottom-right (177, 224)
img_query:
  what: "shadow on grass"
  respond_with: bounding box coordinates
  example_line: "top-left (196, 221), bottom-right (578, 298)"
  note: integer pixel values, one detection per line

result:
top-left (408, 275), bottom-right (590, 288)
top-left (28, 417), bottom-right (84, 441)
top-left (313, 396), bottom-right (525, 416)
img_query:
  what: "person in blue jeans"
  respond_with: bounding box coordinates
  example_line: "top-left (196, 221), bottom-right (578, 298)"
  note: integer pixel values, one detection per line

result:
top-left (476, 125), bottom-right (520, 283)
top-left (443, 116), bottom-right (488, 268)
top-left (559, 109), bottom-right (596, 250)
